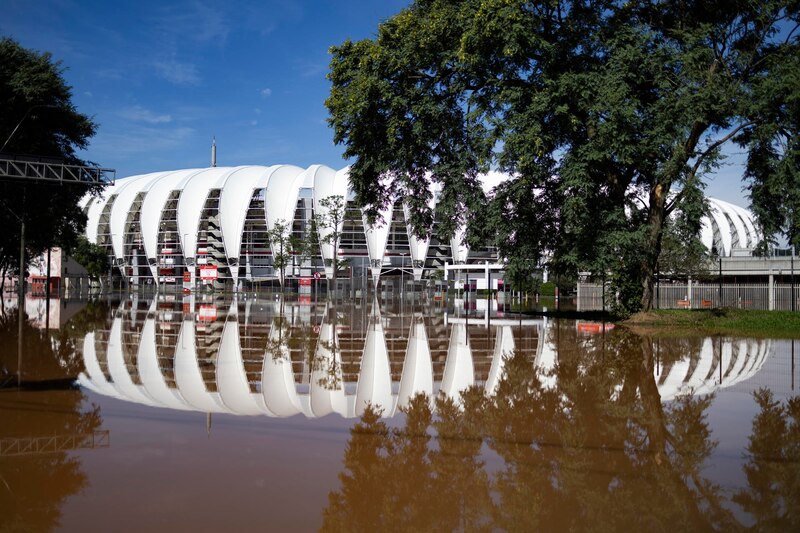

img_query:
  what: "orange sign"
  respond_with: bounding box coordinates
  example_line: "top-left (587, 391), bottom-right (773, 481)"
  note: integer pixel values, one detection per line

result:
top-left (576, 322), bottom-right (615, 334)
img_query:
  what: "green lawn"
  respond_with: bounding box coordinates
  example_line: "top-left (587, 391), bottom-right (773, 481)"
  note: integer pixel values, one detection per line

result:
top-left (625, 309), bottom-right (800, 338)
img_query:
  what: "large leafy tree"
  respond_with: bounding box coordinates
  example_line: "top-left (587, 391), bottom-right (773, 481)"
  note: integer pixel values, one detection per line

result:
top-left (326, 0), bottom-right (799, 314)
top-left (0, 37), bottom-right (101, 283)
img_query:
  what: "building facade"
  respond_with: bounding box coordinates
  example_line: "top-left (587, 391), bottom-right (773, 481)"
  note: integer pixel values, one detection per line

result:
top-left (82, 164), bottom-right (761, 289)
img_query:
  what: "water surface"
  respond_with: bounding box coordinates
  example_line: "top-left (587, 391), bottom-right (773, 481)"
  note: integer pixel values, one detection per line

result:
top-left (1, 295), bottom-right (798, 531)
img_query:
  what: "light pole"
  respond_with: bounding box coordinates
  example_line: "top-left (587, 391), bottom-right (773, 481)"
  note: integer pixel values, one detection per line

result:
top-left (108, 234), bottom-right (115, 293)
top-left (791, 245), bottom-right (795, 312)
top-left (400, 252), bottom-right (408, 302)
top-left (718, 251), bottom-right (723, 308)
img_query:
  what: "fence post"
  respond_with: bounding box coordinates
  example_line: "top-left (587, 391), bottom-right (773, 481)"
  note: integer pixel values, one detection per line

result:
top-left (768, 272), bottom-right (774, 311)
top-left (688, 277), bottom-right (693, 308)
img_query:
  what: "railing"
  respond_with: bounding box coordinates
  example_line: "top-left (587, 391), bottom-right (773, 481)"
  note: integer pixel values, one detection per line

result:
top-left (578, 282), bottom-right (799, 311)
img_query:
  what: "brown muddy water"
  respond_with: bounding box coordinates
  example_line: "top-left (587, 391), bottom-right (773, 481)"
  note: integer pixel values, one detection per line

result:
top-left (1, 294), bottom-right (798, 532)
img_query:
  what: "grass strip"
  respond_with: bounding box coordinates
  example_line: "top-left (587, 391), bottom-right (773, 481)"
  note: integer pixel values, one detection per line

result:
top-left (624, 309), bottom-right (800, 338)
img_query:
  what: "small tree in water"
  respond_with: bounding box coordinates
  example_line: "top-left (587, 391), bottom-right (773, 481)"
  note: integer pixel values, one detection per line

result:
top-left (315, 195), bottom-right (346, 298)
top-left (267, 219), bottom-right (292, 288)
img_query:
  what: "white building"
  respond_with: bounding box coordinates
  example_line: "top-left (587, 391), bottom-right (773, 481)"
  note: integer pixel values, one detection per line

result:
top-left (81, 165), bottom-right (761, 289)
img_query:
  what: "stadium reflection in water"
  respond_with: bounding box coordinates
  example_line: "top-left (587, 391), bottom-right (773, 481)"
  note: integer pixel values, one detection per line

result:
top-left (76, 296), bottom-right (771, 417)
top-left (3, 295), bottom-right (798, 531)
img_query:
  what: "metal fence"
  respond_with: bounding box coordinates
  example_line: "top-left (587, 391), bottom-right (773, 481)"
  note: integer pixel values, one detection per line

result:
top-left (578, 282), bottom-right (799, 311)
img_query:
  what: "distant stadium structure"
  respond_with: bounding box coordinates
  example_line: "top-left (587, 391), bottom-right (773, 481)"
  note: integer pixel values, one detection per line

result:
top-left (81, 164), bottom-right (761, 288)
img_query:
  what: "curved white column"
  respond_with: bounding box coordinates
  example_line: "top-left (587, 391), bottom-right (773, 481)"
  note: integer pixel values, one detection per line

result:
top-left (109, 173), bottom-right (160, 262)
top-left (441, 323), bottom-right (474, 403)
top-left (137, 315), bottom-right (191, 411)
top-left (80, 331), bottom-right (123, 399)
top-left (396, 320), bottom-right (434, 412)
top-left (486, 326), bottom-right (516, 395)
top-left (106, 317), bottom-right (159, 406)
top-left (309, 321), bottom-right (348, 417)
top-left (355, 317), bottom-right (394, 417)
top-left (261, 322), bottom-right (304, 417)
top-left (174, 319), bottom-right (229, 413)
top-left (216, 316), bottom-right (271, 415)
top-left (657, 355), bottom-right (692, 401)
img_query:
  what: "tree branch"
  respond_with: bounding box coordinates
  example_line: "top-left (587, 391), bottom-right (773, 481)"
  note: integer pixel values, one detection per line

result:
top-left (690, 120), bottom-right (755, 177)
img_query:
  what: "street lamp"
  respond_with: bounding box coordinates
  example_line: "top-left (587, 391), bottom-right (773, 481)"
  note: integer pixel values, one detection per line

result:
top-left (400, 252), bottom-right (408, 302)
top-left (791, 245), bottom-right (795, 312)
top-left (712, 245), bottom-right (722, 307)
top-left (719, 250), bottom-right (723, 308)
top-left (108, 234), bottom-right (115, 293)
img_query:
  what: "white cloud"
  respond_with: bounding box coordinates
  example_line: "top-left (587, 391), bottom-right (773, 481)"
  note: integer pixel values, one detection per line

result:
top-left (88, 126), bottom-right (195, 157)
top-left (154, 58), bottom-right (200, 85)
top-left (119, 105), bottom-right (172, 124)
top-left (260, 88), bottom-right (272, 97)
top-left (154, 1), bottom-right (230, 45)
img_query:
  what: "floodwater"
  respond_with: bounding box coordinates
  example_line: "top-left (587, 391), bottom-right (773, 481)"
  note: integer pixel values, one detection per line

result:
top-left (1, 294), bottom-right (798, 532)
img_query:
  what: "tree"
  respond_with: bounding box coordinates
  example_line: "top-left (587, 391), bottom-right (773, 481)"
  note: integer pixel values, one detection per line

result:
top-left (315, 195), bottom-right (347, 297)
top-left (292, 217), bottom-right (323, 275)
top-left (267, 219), bottom-right (292, 287)
top-left (0, 37), bottom-right (101, 281)
top-left (67, 235), bottom-right (110, 286)
top-left (326, 0), bottom-right (800, 314)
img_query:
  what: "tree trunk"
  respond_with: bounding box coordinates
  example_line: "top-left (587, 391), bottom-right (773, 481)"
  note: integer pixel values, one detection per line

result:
top-left (640, 183), bottom-right (669, 311)
top-left (331, 256), bottom-right (337, 300)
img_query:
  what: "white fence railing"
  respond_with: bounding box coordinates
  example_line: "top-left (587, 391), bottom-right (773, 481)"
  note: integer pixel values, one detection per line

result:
top-left (578, 282), bottom-right (799, 311)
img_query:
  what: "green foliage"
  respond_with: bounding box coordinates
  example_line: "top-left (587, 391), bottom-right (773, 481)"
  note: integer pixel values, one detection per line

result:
top-left (326, 1), bottom-right (800, 313)
top-left (315, 195), bottom-right (347, 289)
top-left (0, 37), bottom-right (102, 276)
top-left (538, 281), bottom-right (555, 297)
top-left (734, 389), bottom-right (800, 530)
top-left (67, 235), bottom-right (109, 280)
top-left (324, 325), bottom-right (793, 530)
top-left (267, 219), bottom-right (292, 286)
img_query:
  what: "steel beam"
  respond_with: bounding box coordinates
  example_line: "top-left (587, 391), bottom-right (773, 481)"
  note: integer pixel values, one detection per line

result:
top-left (0, 157), bottom-right (115, 185)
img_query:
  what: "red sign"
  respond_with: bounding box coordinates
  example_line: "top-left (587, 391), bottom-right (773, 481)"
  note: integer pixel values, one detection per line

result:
top-left (183, 271), bottom-right (191, 282)
top-left (200, 266), bottom-right (218, 280)
top-left (198, 305), bottom-right (217, 322)
top-left (313, 272), bottom-right (321, 279)
top-left (299, 277), bottom-right (312, 286)
top-left (576, 322), bottom-right (615, 334)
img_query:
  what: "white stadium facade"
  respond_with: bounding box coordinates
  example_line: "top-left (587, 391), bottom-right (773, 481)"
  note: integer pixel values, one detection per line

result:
top-left (81, 164), bottom-right (761, 289)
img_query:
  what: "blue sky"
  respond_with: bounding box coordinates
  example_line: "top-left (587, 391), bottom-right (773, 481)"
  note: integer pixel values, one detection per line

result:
top-left (4, 0), bottom-right (750, 207)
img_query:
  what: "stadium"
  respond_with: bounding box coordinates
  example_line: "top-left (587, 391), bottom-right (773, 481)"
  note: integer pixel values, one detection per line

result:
top-left (80, 164), bottom-right (761, 289)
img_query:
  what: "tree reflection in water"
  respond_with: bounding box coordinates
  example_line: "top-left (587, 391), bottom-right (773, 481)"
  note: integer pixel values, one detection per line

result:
top-left (735, 389), bottom-right (800, 531)
top-left (323, 324), bottom-right (799, 531)
top-left (0, 306), bottom-right (105, 531)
